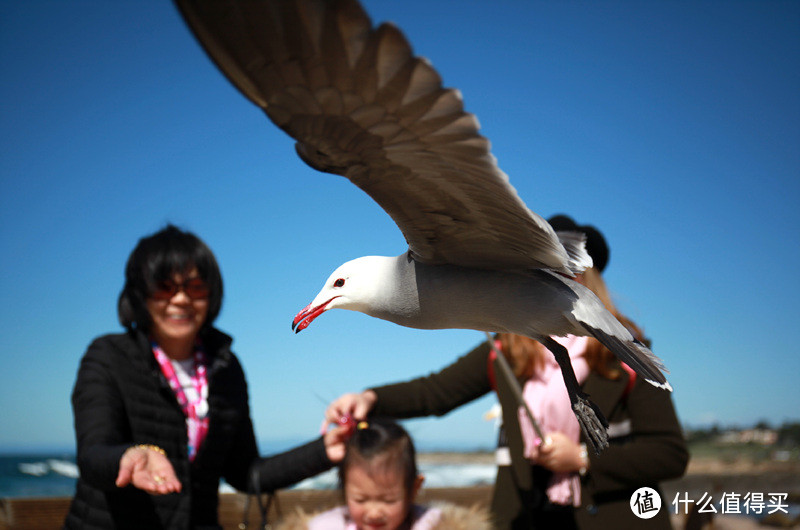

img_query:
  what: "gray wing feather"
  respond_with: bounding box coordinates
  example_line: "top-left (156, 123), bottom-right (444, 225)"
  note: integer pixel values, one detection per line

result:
top-left (174, 0), bottom-right (572, 272)
top-left (556, 273), bottom-right (671, 390)
top-left (584, 325), bottom-right (671, 390)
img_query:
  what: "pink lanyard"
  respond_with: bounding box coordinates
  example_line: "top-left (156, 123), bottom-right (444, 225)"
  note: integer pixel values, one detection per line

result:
top-left (152, 342), bottom-right (209, 461)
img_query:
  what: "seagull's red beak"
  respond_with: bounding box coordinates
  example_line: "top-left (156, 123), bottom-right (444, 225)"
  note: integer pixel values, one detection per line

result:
top-left (292, 297), bottom-right (338, 333)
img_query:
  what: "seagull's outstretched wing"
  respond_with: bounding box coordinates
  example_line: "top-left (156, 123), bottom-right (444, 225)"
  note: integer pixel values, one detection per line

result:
top-left (174, 0), bottom-right (577, 273)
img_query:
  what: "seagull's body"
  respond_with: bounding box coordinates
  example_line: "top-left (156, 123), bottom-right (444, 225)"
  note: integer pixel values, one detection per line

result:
top-left (298, 254), bottom-right (589, 336)
top-left (174, 0), bottom-right (671, 451)
top-left (293, 253), bottom-right (670, 451)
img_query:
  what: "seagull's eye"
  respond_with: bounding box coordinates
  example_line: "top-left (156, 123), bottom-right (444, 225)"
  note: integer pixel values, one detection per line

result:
top-left (333, 278), bottom-right (345, 288)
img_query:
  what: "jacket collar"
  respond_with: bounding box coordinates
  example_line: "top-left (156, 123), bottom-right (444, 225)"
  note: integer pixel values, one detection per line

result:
top-left (582, 364), bottom-right (630, 418)
top-left (124, 326), bottom-right (233, 379)
top-left (198, 327), bottom-right (233, 377)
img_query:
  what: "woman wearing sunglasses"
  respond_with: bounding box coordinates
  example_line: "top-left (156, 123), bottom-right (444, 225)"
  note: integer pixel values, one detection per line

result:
top-left (64, 224), bottom-right (348, 529)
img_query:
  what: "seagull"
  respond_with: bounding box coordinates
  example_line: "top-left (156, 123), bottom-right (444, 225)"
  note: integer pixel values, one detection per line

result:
top-left (174, 0), bottom-right (671, 451)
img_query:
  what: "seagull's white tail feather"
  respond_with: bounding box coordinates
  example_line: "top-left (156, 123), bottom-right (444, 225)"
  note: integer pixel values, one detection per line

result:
top-left (554, 230), bottom-right (593, 275)
top-left (584, 324), bottom-right (672, 391)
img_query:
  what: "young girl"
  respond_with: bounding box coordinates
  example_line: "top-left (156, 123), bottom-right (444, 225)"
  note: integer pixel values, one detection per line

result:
top-left (277, 418), bottom-right (490, 530)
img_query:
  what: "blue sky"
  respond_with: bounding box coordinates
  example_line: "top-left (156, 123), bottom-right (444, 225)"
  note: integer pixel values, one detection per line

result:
top-left (1, 1), bottom-right (798, 454)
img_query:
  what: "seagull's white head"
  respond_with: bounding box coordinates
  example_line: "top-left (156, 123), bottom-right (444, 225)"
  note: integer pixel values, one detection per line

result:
top-left (292, 256), bottom-right (389, 333)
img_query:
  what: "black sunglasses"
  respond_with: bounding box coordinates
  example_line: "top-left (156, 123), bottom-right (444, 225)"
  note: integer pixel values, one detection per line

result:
top-left (150, 278), bottom-right (210, 300)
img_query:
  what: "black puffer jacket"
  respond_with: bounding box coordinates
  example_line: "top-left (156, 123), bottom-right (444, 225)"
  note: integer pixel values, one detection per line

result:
top-left (64, 328), bottom-right (331, 529)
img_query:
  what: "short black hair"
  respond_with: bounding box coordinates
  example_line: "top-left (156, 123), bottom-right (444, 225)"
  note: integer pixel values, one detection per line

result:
top-left (117, 224), bottom-right (223, 332)
top-left (339, 418), bottom-right (418, 498)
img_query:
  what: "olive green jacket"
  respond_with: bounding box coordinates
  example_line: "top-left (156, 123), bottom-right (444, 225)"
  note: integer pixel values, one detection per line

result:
top-left (371, 341), bottom-right (688, 529)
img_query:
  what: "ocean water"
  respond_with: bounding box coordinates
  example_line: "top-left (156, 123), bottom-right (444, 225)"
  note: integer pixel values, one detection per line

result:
top-left (293, 461), bottom-right (496, 490)
top-left (0, 453), bottom-right (496, 498)
top-left (0, 453), bottom-right (80, 498)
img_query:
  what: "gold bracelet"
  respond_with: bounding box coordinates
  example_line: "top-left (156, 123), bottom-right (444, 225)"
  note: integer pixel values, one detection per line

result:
top-left (135, 444), bottom-right (166, 456)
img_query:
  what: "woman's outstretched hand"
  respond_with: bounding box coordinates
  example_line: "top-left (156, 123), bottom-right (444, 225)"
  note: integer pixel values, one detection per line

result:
top-left (116, 445), bottom-right (182, 495)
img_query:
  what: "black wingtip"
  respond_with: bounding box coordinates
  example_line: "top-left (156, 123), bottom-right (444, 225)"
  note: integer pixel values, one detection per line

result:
top-left (584, 324), bottom-right (669, 387)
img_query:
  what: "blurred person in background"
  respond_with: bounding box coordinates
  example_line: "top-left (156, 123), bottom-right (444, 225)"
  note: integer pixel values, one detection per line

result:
top-left (277, 417), bottom-right (491, 529)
